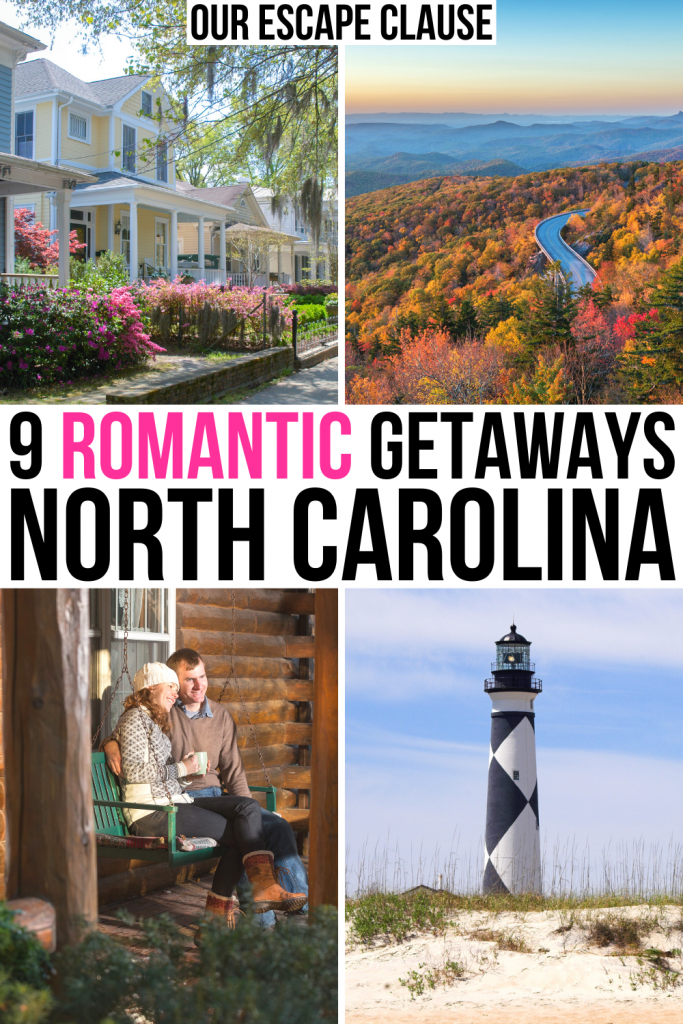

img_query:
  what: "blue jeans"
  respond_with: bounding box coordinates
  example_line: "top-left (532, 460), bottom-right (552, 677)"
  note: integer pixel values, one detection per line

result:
top-left (191, 786), bottom-right (308, 927)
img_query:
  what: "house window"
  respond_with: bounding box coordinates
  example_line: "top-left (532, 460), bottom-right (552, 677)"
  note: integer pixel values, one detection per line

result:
top-left (156, 141), bottom-right (168, 182)
top-left (513, 770), bottom-right (520, 781)
top-left (89, 589), bottom-right (174, 745)
top-left (122, 125), bottom-right (136, 172)
top-left (69, 112), bottom-right (88, 142)
top-left (121, 212), bottom-right (130, 264)
top-left (141, 91), bottom-right (153, 117)
top-left (15, 111), bottom-right (34, 158)
top-left (155, 219), bottom-right (167, 268)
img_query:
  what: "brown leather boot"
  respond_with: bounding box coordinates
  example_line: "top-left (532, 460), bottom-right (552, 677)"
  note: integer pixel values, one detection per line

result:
top-left (194, 892), bottom-right (241, 945)
top-left (243, 850), bottom-right (307, 913)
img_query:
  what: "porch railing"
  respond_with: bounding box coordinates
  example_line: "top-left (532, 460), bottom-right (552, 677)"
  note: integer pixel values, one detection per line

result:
top-left (227, 272), bottom-right (247, 287)
top-left (0, 272), bottom-right (59, 289)
top-left (177, 268), bottom-right (227, 285)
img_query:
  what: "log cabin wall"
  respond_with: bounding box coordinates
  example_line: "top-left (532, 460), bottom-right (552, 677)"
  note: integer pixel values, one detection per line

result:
top-left (176, 588), bottom-right (315, 845)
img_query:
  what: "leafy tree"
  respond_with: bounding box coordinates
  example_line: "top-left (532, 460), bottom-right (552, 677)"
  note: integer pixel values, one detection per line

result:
top-left (14, 208), bottom-right (85, 271)
top-left (10, 0), bottom-right (337, 223)
top-left (509, 354), bottom-right (571, 404)
top-left (524, 272), bottom-right (578, 358)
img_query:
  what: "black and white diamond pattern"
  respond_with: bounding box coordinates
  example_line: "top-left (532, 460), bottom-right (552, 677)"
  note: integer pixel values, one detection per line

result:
top-left (483, 711), bottom-right (541, 894)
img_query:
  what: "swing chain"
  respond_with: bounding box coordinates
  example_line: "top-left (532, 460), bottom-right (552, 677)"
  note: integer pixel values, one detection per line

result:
top-left (218, 589), bottom-right (272, 787)
top-left (92, 588), bottom-right (132, 747)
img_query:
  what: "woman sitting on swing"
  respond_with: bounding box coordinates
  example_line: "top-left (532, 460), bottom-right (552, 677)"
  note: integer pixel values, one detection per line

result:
top-left (117, 662), bottom-right (306, 929)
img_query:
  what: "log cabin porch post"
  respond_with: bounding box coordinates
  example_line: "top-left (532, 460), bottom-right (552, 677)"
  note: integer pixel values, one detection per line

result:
top-left (308, 589), bottom-right (338, 909)
top-left (1, 589), bottom-right (97, 947)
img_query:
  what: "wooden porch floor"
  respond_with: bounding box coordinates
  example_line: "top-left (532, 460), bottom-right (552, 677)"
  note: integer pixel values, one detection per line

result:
top-left (98, 873), bottom-right (214, 952)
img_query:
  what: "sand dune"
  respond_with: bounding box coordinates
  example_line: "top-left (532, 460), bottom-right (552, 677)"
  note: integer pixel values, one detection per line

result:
top-left (346, 905), bottom-right (683, 1023)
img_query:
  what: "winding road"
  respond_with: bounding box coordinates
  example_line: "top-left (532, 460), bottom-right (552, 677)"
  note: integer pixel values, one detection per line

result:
top-left (534, 210), bottom-right (596, 289)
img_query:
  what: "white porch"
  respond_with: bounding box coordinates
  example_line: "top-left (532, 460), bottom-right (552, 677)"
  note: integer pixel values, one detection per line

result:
top-left (68, 177), bottom-right (234, 284)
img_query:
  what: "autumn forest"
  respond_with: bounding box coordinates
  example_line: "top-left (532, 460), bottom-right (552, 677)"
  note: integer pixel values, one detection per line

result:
top-left (345, 161), bottom-right (683, 404)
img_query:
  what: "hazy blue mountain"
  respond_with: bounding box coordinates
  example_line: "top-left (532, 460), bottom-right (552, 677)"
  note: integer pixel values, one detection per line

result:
top-left (346, 157), bottom-right (526, 197)
top-left (346, 115), bottom-right (683, 172)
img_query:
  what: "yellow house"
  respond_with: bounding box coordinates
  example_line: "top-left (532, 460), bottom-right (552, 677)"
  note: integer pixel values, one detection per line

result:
top-left (0, 22), bottom-right (96, 288)
top-left (14, 59), bottom-right (270, 283)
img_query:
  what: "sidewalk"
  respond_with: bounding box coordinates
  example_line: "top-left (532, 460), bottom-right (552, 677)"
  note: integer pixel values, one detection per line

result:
top-left (239, 357), bottom-right (339, 404)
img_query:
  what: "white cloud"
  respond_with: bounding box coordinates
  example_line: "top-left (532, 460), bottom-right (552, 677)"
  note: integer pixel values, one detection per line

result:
top-left (345, 589), bottom-right (683, 680)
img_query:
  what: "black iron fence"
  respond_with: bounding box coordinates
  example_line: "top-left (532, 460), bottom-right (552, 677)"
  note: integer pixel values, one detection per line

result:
top-left (147, 287), bottom-right (288, 352)
top-left (292, 311), bottom-right (339, 359)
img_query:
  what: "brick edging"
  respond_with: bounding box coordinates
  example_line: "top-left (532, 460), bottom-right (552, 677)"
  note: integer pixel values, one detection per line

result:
top-left (105, 347), bottom-right (294, 404)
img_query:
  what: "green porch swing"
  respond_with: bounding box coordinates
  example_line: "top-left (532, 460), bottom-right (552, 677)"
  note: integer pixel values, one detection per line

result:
top-left (91, 590), bottom-right (276, 869)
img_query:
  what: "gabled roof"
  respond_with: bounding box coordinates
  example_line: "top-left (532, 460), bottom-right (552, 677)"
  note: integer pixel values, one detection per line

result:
top-left (0, 19), bottom-right (46, 52)
top-left (175, 181), bottom-right (251, 206)
top-left (15, 58), bottom-right (149, 106)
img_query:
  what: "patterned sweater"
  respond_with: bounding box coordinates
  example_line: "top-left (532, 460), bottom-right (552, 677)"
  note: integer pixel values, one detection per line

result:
top-left (118, 706), bottom-right (193, 826)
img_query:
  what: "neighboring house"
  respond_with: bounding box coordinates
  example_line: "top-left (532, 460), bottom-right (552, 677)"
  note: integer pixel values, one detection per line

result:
top-left (14, 58), bottom-right (260, 283)
top-left (253, 186), bottom-right (338, 283)
top-left (0, 21), bottom-right (96, 286)
top-left (174, 180), bottom-right (277, 285)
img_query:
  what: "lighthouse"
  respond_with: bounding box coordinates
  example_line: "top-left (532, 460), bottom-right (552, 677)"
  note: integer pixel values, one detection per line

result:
top-left (483, 624), bottom-right (542, 895)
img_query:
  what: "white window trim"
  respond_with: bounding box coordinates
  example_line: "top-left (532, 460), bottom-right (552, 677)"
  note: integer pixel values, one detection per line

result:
top-left (121, 122), bottom-right (137, 172)
top-left (67, 110), bottom-right (91, 145)
top-left (154, 216), bottom-right (169, 268)
top-left (15, 104), bottom-right (37, 160)
top-left (141, 90), bottom-right (154, 118)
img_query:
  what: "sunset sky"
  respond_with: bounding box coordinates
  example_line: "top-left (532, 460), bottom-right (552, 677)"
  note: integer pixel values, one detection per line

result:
top-left (346, 0), bottom-right (683, 116)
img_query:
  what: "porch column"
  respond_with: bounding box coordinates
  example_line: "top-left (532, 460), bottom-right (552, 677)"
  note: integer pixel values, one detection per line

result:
top-left (1, 589), bottom-right (97, 948)
top-left (291, 243), bottom-right (295, 283)
top-left (107, 205), bottom-right (114, 252)
top-left (170, 210), bottom-right (178, 279)
top-left (219, 219), bottom-right (226, 283)
top-left (309, 589), bottom-right (338, 910)
top-left (129, 198), bottom-right (138, 281)
top-left (277, 245), bottom-right (282, 283)
top-left (56, 189), bottom-right (70, 288)
top-left (5, 195), bottom-right (14, 273)
top-left (197, 215), bottom-right (205, 279)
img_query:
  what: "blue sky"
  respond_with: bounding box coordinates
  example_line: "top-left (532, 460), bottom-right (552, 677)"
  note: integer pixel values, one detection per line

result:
top-left (0, 2), bottom-right (137, 80)
top-left (347, 0), bottom-right (683, 114)
top-left (346, 590), bottom-right (683, 888)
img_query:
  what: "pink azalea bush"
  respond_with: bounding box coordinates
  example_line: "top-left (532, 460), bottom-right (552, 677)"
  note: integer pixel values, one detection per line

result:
top-left (0, 284), bottom-right (163, 389)
top-left (138, 279), bottom-right (294, 348)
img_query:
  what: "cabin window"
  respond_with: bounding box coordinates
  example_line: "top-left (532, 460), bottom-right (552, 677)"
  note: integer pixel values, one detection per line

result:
top-left (122, 124), bottom-right (136, 172)
top-left (69, 112), bottom-right (88, 142)
top-left (141, 90), bottom-right (153, 117)
top-left (15, 111), bottom-right (34, 158)
top-left (156, 140), bottom-right (168, 182)
top-left (513, 770), bottom-right (520, 780)
top-left (89, 588), bottom-right (174, 743)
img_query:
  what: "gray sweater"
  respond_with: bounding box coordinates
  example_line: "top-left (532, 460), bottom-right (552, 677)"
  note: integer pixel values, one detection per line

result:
top-left (117, 706), bottom-right (192, 825)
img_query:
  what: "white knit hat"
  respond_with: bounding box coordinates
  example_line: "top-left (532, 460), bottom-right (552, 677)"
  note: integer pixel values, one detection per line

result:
top-left (133, 662), bottom-right (179, 693)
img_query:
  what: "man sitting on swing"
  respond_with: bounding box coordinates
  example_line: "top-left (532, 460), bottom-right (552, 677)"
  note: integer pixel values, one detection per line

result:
top-left (103, 647), bottom-right (308, 928)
